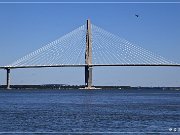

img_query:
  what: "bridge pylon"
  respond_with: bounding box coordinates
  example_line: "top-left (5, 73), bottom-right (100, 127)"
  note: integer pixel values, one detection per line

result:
top-left (85, 19), bottom-right (93, 88)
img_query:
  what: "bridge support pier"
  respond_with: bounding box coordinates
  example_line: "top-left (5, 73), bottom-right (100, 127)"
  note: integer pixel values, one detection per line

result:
top-left (85, 66), bottom-right (92, 88)
top-left (6, 68), bottom-right (10, 89)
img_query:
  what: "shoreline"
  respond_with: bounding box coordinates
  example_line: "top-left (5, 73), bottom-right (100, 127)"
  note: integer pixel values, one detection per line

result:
top-left (0, 85), bottom-right (180, 90)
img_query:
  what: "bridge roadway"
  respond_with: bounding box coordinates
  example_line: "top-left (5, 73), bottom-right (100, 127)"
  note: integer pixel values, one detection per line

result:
top-left (1, 63), bottom-right (180, 89)
top-left (1, 64), bottom-right (180, 69)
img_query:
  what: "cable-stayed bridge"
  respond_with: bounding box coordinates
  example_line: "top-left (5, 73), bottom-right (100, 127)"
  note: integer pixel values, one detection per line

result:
top-left (0, 19), bottom-right (179, 89)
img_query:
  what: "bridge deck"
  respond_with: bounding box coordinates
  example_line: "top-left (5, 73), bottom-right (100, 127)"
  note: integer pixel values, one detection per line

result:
top-left (1, 64), bottom-right (180, 69)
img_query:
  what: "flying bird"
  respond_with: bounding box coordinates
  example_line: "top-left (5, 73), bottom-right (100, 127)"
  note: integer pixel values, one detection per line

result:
top-left (135, 14), bottom-right (139, 17)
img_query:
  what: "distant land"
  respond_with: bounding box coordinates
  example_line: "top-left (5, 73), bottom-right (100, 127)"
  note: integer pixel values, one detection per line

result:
top-left (0, 84), bottom-right (180, 90)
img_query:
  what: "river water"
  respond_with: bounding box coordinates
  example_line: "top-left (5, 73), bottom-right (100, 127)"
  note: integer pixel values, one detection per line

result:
top-left (0, 89), bottom-right (179, 134)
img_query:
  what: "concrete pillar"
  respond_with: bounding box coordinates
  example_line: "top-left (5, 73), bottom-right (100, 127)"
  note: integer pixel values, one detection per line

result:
top-left (85, 66), bottom-right (92, 87)
top-left (6, 68), bottom-right (10, 89)
top-left (85, 19), bottom-right (93, 88)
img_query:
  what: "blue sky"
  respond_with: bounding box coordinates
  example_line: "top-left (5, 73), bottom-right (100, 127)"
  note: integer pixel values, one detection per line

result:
top-left (0, 1), bottom-right (180, 86)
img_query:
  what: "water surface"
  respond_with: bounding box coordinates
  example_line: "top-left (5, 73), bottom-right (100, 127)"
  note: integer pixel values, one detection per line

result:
top-left (0, 89), bottom-right (179, 134)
